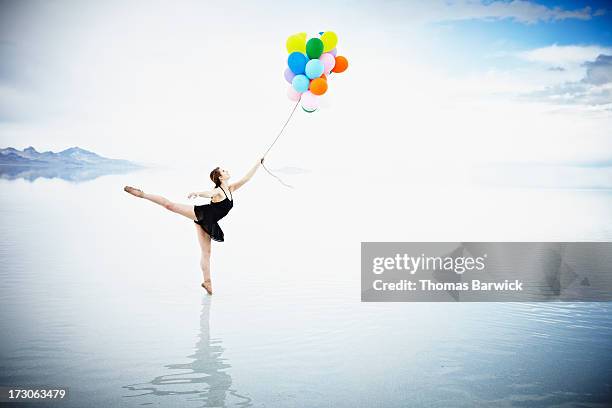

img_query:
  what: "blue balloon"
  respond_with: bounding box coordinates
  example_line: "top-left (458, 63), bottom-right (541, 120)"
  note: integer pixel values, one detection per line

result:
top-left (292, 74), bottom-right (310, 93)
top-left (288, 52), bottom-right (308, 75)
top-left (305, 59), bottom-right (324, 79)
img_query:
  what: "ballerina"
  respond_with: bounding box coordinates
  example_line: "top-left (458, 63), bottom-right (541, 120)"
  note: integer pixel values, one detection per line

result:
top-left (124, 158), bottom-right (264, 294)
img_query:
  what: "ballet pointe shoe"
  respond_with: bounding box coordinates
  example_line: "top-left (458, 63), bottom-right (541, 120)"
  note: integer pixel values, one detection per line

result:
top-left (201, 279), bottom-right (213, 295)
top-left (124, 186), bottom-right (144, 197)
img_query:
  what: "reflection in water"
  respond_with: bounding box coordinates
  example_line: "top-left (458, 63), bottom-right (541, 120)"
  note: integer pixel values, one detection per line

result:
top-left (0, 164), bottom-right (143, 182)
top-left (122, 297), bottom-right (252, 407)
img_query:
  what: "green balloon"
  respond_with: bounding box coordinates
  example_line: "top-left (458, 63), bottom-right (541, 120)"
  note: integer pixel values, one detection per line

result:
top-left (302, 106), bottom-right (317, 113)
top-left (306, 38), bottom-right (324, 59)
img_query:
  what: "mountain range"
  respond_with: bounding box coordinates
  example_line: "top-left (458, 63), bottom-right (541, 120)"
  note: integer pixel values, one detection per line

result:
top-left (0, 146), bottom-right (142, 168)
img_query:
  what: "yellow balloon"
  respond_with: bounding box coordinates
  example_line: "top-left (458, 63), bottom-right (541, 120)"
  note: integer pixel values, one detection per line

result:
top-left (286, 33), bottom-right (306, 54)
top-left (321, 31), bottom-right (338, 52)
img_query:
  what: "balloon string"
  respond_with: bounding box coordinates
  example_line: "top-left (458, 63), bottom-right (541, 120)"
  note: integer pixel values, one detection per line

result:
top-left (261, 99), bottom-right (301, 188)
top-left (261, 162), bottom-right (294, 189)
top-left (263, 99), bottom-right (300, 157)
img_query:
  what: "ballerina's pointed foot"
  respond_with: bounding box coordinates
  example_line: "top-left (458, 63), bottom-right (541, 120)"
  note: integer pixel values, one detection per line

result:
top-left (124, 185), bottom-right (144, 197)
top-left (201, 279), bottom-right (213, 295)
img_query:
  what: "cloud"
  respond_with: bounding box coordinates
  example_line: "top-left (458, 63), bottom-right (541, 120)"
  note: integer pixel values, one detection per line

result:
top-left (527, 54), bottom-right (612, 106)
top-left (584, 54), bottom-right (612, 85)
top-left (511, 45), bottom-right (612, 106)
top-left (439, 0), bottom-right (599, 25)
top-left (354, 1), bottom-right (604, 30)
top-left (594, 8), bottom-right (607, 17)
top-left (518, 44), bottom-right (612, 66)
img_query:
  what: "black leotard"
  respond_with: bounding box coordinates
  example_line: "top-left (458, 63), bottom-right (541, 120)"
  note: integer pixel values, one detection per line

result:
top-left (193, 185), bottom-right (233, 242)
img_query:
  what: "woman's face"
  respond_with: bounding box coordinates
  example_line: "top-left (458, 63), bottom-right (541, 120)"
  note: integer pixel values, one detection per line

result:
top-left (219, 168), bottom-right (231, 181)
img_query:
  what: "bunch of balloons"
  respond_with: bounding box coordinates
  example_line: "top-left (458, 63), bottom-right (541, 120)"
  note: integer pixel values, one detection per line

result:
top-left (284, 31), bottom-right (349, 113)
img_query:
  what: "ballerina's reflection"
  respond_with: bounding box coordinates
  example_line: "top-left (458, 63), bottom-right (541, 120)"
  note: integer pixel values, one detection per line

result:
top-left (122, 296), bottom-right (252, 407)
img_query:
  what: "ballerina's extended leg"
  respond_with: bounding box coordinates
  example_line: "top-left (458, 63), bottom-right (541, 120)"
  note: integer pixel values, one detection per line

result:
top-left (124, 185), bottom-right (196, 220)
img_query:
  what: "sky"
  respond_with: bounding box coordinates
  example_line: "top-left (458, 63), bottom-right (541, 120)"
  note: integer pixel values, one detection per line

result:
top-left (0, 0), bottom-right (611, 175)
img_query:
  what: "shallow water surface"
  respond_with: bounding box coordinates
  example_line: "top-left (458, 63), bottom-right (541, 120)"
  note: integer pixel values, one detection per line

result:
top-left (1, 167), bottom-right (611, 407)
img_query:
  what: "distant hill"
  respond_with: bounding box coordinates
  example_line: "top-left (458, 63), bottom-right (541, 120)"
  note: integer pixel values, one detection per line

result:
top-left (0, 146), bottom-right (143, 168)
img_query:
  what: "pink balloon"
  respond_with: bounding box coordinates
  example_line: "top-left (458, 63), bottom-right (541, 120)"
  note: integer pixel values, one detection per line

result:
top-left (287, 85), bottom-right (301, 101)
top-left (320, 53), bottom-right (335, 74)
top-left (284, 67), bottom-right (295, 84)
top-left (329, 48), bottom-right (337, 57)
top-left (301, 91), bottom-right (319, 110)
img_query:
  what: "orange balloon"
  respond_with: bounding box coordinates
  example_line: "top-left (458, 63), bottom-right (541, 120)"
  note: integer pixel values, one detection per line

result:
top-left (309, 78), bottom-right (328, 95)
top-left (332, 56), bottom-right (348, 73)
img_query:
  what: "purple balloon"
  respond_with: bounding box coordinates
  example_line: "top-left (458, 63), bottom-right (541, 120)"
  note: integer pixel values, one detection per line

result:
top-left (329, 48), bottom-right (337, 57)
top-left (284, 67), bottom-right (295, 84)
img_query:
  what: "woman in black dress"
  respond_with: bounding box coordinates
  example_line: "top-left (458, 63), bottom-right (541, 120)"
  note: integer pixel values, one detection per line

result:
top-left (123, 158), bottom-right (264, 294)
